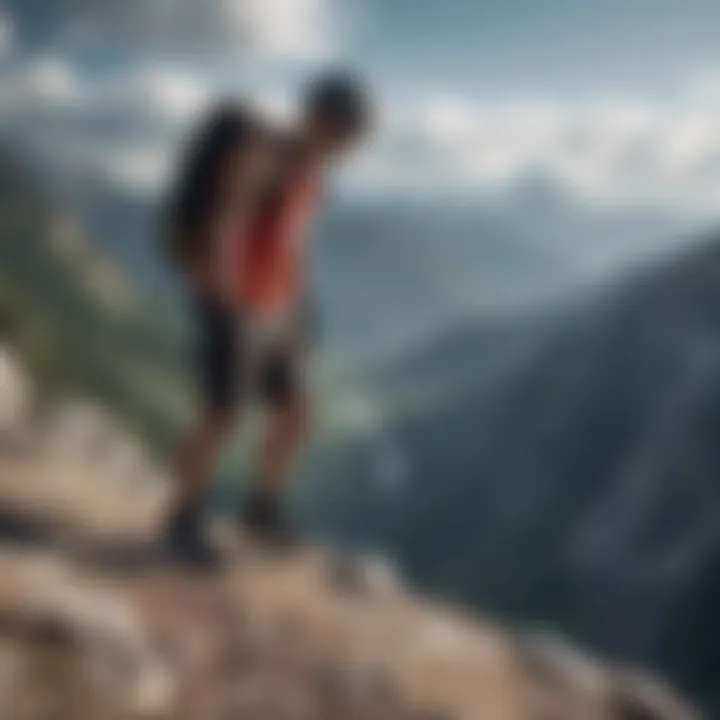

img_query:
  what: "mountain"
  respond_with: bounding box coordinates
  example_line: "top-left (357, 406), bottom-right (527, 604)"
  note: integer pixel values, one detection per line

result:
top-left (0, 152), bottom-right (192, 455)
top-left (305, 232), bottom-right (720, 714)
top-left (311, 198), bottom-right (569, 360)
top-left (0, 406), bottom-right (701, 720)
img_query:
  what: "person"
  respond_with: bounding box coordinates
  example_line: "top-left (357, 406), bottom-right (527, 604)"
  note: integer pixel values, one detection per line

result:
top-left (162, 72), bottom-right (372, 564)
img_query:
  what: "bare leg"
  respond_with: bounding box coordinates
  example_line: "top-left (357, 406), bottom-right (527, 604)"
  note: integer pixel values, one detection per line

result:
top-left (242, 397), bottom-right (309, 544)
top-left (172, 408), bottom-right (235, 513)
top-left (256, 397), bottom-right (309, 494)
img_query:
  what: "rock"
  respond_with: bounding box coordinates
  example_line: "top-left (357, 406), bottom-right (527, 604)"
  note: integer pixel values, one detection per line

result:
top-left (219, 629), bottom-right (261, 677)
top-left (25, 609), bottom-right (79, 648)
top-left (2, 578), bottom-right (176, 717)
top-left (0, 448), bottom-right (704, 720)
top-left (416, 617), bottom-right (472, 658)
top-left (271, 686), bottom-right (318, 720)
top-left (608, 669), bottom-right (700, 720)
top-left (358, 665), bottom-right (399, 708)
top-left (41, 400), bottom-right (116, 459)
top-left (325, 550), bottom-right (402, 600)
top-left (269, 607), bottom-right (309, 652)
top-left (0, 346), bottom-right (32, 439)
top-left (411, 711), bottom-right (458, 720)
top-left (131, 658), bottom-right (177, 717)
top-left (40, 399), bottom-right (151, 482)
top-left (513, 630), bottom-right (611, 699)
top-left (514, 634), bottom-right (703, 719)
top-left (315, 659), bottom-right (398, 711)
top-left (0, 642), bottom-right (21, 712)
top-left (104, 432), bottom-right (147, 482)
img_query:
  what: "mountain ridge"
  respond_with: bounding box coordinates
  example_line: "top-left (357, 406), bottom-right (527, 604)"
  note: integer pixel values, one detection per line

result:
top-left (306, 229), bottom-right (720, 714)
top-left (0, 403), bottom-right (702, 720)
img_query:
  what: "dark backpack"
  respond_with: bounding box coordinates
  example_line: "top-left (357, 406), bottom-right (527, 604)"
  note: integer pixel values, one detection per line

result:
top-left (161, 102), bottom-right (259, 270)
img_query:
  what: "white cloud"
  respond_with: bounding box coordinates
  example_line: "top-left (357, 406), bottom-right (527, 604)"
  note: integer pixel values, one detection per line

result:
top-left (32, 135), bottom-right (171, 196)
top-left (0, 57), bottom-right (83, 116)
top-left (61, 0), bottom-right (340, 62)
top-left (90, 65), bottom-right (212, 127)
top-left (5, 51), bottom-right (720, 216)
top-left (0, 58), bottom-right (210, 143)
top-left (94, 145), bottom-right (172, 194)
top-left (347, 80), bottom-right (720, 214)
top-left (0, 58), bottom-right (210, 195)
top-left (0, 56), bottom-right (298, 197)
top-left (229, 0), bottom-right (338, 60)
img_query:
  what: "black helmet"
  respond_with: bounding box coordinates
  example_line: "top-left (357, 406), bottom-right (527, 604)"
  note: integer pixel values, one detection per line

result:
top-left (305, 71), bottom-right (373, 136)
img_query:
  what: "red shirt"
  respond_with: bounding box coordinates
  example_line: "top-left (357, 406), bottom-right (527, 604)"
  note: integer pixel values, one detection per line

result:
top-left (192, 168), bottom-right (321, 315)
top-left (239, 170), bottom-right (320, 315)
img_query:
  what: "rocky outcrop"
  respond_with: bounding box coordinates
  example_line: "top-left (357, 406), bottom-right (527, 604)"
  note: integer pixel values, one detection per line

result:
top-left (0, 346), bottom-right (32, 440)
top-left (0, 442), bottom-right (702, 720)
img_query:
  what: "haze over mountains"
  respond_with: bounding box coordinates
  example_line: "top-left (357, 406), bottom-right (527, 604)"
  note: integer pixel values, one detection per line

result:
top-left (76, 172), bottom-right (704, 363)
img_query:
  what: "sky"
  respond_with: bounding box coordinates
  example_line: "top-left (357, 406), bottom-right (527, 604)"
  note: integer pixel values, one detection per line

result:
top-left (2, 0), bottom-right (720, 215)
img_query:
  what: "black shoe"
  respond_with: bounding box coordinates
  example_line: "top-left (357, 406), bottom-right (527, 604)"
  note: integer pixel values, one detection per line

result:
top-left (240, 490), bottom-right (299, 551)
top-left (164, 504), bottom-right (221, 570)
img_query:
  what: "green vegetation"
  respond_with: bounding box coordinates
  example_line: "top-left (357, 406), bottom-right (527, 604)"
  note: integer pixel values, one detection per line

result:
top-left (0, 154), bottom-right (191, 456)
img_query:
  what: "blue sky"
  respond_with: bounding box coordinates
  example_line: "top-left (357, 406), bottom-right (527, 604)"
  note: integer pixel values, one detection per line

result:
top-left (2, 0), bottom-right (720, 214)
top-left (7, 0), bottom-right (720, 92)
top-left (353, 0), bottom-right (720, 95)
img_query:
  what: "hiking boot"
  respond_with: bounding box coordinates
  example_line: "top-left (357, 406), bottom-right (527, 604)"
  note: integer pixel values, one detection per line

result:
top-left (240, 489), bottom-right (299, 551)
top-left (164, 503), bottom-right (221, 570)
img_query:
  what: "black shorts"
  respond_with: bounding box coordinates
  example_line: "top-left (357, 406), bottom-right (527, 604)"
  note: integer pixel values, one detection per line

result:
top-left (193, 293), bottom-right (314, 413)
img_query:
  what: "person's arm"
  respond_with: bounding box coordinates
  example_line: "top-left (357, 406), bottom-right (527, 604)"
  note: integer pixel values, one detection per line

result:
top-left (210, 139), bottom-right (271, 306)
